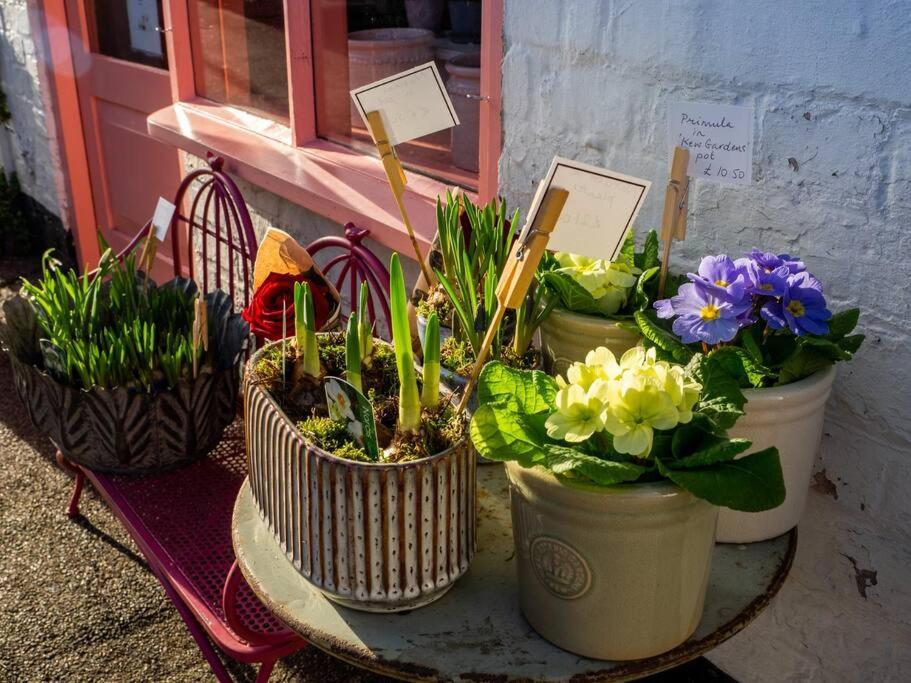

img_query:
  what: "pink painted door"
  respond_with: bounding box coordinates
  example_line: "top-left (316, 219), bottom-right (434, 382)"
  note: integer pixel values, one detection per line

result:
top-left (65, 0), bottom-right (182, 273)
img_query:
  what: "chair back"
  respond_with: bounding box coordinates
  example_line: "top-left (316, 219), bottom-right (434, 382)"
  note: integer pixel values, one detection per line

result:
top-left (306, 223), bottom-right (392, 337)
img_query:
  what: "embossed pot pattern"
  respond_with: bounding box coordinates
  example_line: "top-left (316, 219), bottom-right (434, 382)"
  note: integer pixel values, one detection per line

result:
top-left (506, 461), bottom-right (718, 660)
top-left (244, 345), bottom-right (476, 613)
top-left (539, 307), bottom-right (641, 378)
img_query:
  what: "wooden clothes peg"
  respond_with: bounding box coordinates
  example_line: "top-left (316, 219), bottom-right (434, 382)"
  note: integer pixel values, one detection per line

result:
top-left (658, 146), bottom-right (691, 298)
top-left (456, 188), bottom-right (570, 414)
top-left (365, 110), bottom-right (433, 285)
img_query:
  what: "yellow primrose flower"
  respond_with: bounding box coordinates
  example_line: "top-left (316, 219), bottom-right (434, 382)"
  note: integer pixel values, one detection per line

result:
top-left (595, 284), bottom-right (628, 315)
top-left (604, 261), bottom-right (640, 289)
top-left (600, 374), bottom-right (680, 457)
top-left (545, 383), bottom-right (610, 443)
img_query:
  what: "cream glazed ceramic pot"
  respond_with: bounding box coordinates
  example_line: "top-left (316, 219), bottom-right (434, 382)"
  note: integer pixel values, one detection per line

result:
top-left (506, 461), bottom-right (718, 661)
top-left (539, 307), bottom-right (641, 377)
top-left (717, 366), bottom-right (836, 543)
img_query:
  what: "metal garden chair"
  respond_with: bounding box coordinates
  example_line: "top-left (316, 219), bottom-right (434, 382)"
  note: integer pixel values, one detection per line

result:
top-left (55, 153), bottom-right (392, 682)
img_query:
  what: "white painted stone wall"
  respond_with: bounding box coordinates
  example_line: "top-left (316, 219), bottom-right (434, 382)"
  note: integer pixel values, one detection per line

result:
top-left (500, 1), bottom-right (911, 679)
top-left (0, 0), bottom-right (62, 218)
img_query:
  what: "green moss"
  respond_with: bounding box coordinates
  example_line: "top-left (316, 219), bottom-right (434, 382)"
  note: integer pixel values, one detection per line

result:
top-left (332, 442), bottom-right (373, 463)
top-left (416, 285), bottom-right (453, 321)
top-left (440, 336), bottom-right (474, 374)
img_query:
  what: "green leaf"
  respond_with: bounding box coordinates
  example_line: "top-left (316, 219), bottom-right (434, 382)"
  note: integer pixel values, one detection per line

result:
top-left (741, 324), bottom-right (764, 364)
top-left (658, 447), bottom-right (786, 512)
top-left (776, 346), bottom-right (833, 386)
top-left (708, 346), bottom-right (773, 388)
top-left (837, 334), bottom-right (864, 355)
top-left (477, 360), bottom-right (557, 414)
top-left (826, 308), bottom-right (859, 340)
top-left (686, 354), bottom-right (746, 430)
top-left (633, 310), bottom-right (694, 363)
top-left (669, 436), bottom-right (752, 468)
top-left (635, 230), bottom-right (661, 271)
top-left (469, 403), bottom-right (548, 466)
top-left (543, 444), bottom-right (646, 486)
top-left (630, 266), bottom-right (660, 312)
top-left (541, 271), bottom-right (603, 315)
top-left (617, 230), bottom-right (636, 267)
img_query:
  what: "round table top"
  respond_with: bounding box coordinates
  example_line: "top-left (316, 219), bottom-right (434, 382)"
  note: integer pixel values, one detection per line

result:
top-left (232, 464), bottom-right (796, 682)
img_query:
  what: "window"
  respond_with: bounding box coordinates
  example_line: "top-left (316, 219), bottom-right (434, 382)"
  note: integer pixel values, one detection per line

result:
top-left (149, 0), bottom-right (502, 251)
top-left (92, 0), bottom-right (168, 69)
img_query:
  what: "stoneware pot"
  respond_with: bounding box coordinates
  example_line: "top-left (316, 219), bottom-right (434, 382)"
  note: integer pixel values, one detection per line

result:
top-left (405, 0), bottom-right (446, 31)
top-left (506, 461), bottom-right (718, 660)
top-left (348, 28), bottom-right (434, 127)
top-left (716, 366), bottom-right (836, 543)
top-left (539, 307), bottom-right (641, 377)
top-left (445, 53), bottom-right (481, 172)
top-left (416, 311), bottom-right (454, 349)
top-left (448, 0), bottom-right (482, 44)
top-left (244, 342), bottom-right (476, 612)
top-left (4, 289), bottom-right (247, 475)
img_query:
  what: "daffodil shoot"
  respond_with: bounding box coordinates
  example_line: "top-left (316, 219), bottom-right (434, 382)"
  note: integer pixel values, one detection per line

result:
top-left (470, 347), bottom-right (787, 512)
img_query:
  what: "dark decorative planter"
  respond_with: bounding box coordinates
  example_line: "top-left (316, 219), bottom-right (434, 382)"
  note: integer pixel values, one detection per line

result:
top-left (3, 289), bottom-right (248, 474)
top-left (244, 342), bottom-right (476, 612)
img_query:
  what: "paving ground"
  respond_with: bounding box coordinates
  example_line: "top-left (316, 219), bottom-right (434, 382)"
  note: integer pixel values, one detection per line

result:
top-left (0, 257), bottom-right (731, 682)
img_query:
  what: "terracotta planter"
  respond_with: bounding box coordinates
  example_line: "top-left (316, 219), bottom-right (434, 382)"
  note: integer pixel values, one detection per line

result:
top-left (244, 343), bottom-right (476, 612)
top-left (4, 290), bottom-right (247, 475)
top-left (716, 366), bottom-right (836, 543)
top-left (348, 28), bottom-right (434, 128)
top-left (506, 461), bottom-right (718, 660)
top-left (405, 0), bottom-right (446, 31)
top-left (445, 53), bottom-right (481, 172)
top-left (539, 307), bottom-right (641, 377)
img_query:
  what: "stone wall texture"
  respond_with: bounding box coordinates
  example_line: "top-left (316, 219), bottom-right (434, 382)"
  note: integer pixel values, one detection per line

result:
top-left (0, 0), bottom-right (62, 219)
top-left (500, 1), bottom-right (910, 678)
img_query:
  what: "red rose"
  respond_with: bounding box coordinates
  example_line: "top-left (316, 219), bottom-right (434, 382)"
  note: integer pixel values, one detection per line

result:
top-left (243, 271), bottom-right (337, 345)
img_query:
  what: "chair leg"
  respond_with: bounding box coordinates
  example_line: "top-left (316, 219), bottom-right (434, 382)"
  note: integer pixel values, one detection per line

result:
top-left (255, 659), bottom-right (277, 683)
top-left (55, 451), bottom-right (85, 518)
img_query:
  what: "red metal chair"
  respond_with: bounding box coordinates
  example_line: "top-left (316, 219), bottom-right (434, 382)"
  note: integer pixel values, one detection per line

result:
top-left (56, 154), bottom-right (391, 682)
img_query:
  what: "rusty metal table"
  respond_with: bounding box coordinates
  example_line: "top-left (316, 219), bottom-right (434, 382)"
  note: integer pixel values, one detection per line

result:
top-left (232, 464), bottom-right (796, 682)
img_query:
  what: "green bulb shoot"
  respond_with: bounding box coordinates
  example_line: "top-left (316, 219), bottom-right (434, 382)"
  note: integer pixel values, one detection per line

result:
top-left (421, 311), bottom-right (440, 409)
top-left (293, 281), bottom-right (320, 379)
top-left (389, 253), bottom-right (421, 434)
top-left (346, 313), bottom-right (362, 393)
top-left (357, 280), bottom-right (373, 365)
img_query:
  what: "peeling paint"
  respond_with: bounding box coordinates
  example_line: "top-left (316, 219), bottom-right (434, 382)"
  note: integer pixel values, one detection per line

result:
top-left (812, 469), bottom-right (839, 500)
top-left (842, 554), bottom-right (878, 599)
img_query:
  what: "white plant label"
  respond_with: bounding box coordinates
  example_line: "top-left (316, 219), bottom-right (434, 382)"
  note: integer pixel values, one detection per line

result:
top-left (350, 62), bottom-right (459, 146)
top-left (151, 197), bottom-right (176, 241)
top-left (667, 101), bottom-right (754, 186)
top-left (518, 157), bottom-right (651, 262)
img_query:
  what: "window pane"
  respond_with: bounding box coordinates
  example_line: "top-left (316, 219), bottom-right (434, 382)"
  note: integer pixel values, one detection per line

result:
top-left (312, 0), bottom-right (483, 189)
top-left (92, 0), bottom-right (168, 69)
top-left (188, 0), bottom-right (289, 120)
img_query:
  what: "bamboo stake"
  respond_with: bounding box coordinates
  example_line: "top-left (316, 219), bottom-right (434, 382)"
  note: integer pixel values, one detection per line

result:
top-left (456, 188), bottom-right (569, 414)
top-left (365, 110), bottom-right (434, 285)
top-left (658, 146), bottom-right (691, 298)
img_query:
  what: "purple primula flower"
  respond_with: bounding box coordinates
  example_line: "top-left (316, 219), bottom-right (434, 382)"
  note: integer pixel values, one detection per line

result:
top-left (761, 272), bottom-right (831, 336)
top-left (738, 257), bottom-right (790, 297)
top-left (687, 255), bottom-right (750, 304)
top-left (746, 249), bottom-right (806, 275)
top-left (655, 282), bottom-right (752, 344)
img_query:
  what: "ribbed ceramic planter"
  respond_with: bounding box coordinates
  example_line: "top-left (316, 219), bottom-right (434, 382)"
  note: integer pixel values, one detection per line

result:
top-left (506, 461), bottom-right (718, 660)
top-left (348, 28), bottom-right (434, 127)
top-left (244, 344), bottom-right (476, 612)
top-left (539, 307), bottom-right (641, 377)
top-left (717, 366), bottom-right (836, 543)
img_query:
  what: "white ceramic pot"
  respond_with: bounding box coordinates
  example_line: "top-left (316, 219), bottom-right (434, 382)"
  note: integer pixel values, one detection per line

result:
top-left (716, 366), bottom-right (836, 543)
top-left (348, 28), bottom-right (434, 127)
top-left (507, 462), bottom-right (718, 660)
top-left (539, 307), bottom-right (641, 378)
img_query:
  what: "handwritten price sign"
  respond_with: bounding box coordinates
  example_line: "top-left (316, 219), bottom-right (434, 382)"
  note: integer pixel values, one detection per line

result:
top-left (667, 102), bottom-right (754, 186)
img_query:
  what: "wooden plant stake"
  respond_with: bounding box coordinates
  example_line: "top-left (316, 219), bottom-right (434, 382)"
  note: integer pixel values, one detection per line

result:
top-left (138, 227), bottom-right (159, 275)
top-left (365, 110), bottom-right (434, 285)
top-left (456, 188), bottom-right (570, 414)
top-left (192, 297), bottom-right (208, 379)
top-left (658, 146), bottom-right (691, 298)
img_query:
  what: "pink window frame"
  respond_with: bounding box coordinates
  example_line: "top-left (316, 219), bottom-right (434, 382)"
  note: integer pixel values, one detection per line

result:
top-left (151, 0), bottom-right (503, 254)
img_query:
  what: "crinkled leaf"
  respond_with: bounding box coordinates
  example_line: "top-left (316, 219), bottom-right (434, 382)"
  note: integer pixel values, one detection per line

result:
top-left (469, 403), bottom-right (548, 466)
top-left (630, 266), bottom-right (660, 312)
top-left (541, 271), bottom-right (603, 315)
top-left (776, 347), bottom-right (834, 386)
top-left (544, 444), bottom-right (646, 486)
top-left (686, 353), bottom-right (746, 430)
top-left (617, 230), bottom-right (636, 266)
top-left (658, 447), bottom-right (785, 512)
top-left (837, 334), bottom-right (864, 355)
top-left (669, 436), bottom-right (752, 468)
top-left (826, 308), bottom-right (859, 340)
top-left (709, 346), bottom-right (773, 389)
top-left (634, 310), bottom-right (694, 363)
top-left (741, 324), bottom-right (764, 364)
top-left (477, 360), bottom-right (557, 414)
top-left (798, 336), bottom-right (851, 361)
top-left (634, 230), bottom-right (661, 271)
